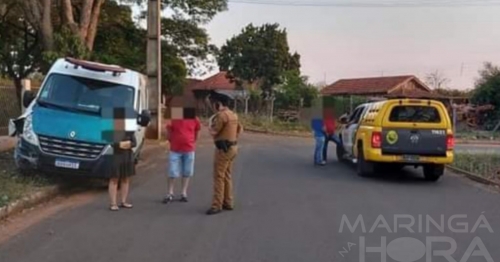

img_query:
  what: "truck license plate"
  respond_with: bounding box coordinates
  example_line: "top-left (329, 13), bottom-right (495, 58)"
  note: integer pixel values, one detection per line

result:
top-left (55, 159), bottom-right (80, 169)
top-left (402, 155), bottom-right (420, 162)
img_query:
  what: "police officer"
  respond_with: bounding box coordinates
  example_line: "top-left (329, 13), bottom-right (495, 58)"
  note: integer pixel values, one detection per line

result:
top-left (206, 90), bottom-right (243, 215)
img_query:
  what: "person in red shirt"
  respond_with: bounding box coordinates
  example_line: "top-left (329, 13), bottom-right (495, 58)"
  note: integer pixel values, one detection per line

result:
top-left (163, 116), bottom-right (201, 204)
top-left (322, 107), bottom-right (341, 162)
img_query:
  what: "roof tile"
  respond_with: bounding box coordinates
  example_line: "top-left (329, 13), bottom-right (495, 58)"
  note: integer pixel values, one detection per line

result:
top-left (191, 71), bottom-right (236, 90)
top-left (385, 88), bottom-right (444, 99)
top-left (321, 75), bottom-right (416, 95)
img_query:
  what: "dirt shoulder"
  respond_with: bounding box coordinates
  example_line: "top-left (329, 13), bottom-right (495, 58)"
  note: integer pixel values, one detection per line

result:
top-left (0, 149), bottom-right (57, 209)
top-left (0, 141), bottom-right (167, 219)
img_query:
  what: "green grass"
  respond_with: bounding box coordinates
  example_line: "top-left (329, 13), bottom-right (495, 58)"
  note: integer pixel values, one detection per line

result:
top-left (240, 115), bottom-right (311, 134)
top-left (455, 131), bottom-right (500, 140)
top-left (0, 146), bottom-right (126, 209)
top-left (0, 150), bottom-right (53, 208)
top-left (451, 152), bottom-right (500, 182)
top-left (0, 78), bottom-right (15, 86)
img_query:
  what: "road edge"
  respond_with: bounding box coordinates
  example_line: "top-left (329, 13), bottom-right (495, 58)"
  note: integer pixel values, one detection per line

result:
top-left (0, 186), bottom-right (60, 221)
top-left (446, 165), bottom-right (500, 187)
top-left (243, 127), bottom-right (310, 138)
top-left (0, 141), bottom-right (165, 221)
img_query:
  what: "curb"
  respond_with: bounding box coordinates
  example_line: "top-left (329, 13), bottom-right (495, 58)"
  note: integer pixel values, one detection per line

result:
top-left (0, 143), bottom-right (163, 221)
top-left (243, 128), bottom-right (310, 138)
top-left (455, 139), bottom-right (500, 145)
top-left (446, 165), bottom-right (500, 187)
top-left (0, 185), bottom-right (61, 221)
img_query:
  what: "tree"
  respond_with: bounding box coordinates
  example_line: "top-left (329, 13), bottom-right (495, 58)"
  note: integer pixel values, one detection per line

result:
top-left (425, 70), bottom-right (450, 89)
top-left (275, 71), bottom-right (318, 110)
top-left (0, 0), bottom-right (42, 105)
top-left (80, 1), bottom-right (190, 98)
top-left (434, 87), bottom-right (471, 97)
top-left (161, 17), bottom-right (219, 78)
top-left (21, 0), bottom-right (54, 51)
top-left (2, 0), bottom-right (224, 106)
top-left (471, 62), bottom-right (500, 106)
top-left (92, 1), bottom-right (147, 71)
top-left (21, 0), bottom-right (106, 53)
top-left (122, 0), bottom-right (226, 95)
top-left (217, 23), bottom-right (301, 92)
top-left (471, 62), bottom-right (500, 129)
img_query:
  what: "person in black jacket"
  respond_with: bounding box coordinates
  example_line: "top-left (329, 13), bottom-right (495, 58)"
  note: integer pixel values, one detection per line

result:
top-left (108, 131), bottom-right (137, 211)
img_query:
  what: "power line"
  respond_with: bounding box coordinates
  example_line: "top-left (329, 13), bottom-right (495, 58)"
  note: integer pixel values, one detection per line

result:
top-left (228, 0), bottom-right (500, 7)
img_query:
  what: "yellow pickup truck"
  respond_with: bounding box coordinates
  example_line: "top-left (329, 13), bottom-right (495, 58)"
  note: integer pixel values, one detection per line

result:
top-left (336, 98), bottom-right (454, 181)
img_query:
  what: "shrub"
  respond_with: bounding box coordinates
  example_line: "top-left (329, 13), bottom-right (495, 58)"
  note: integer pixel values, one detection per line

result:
top-left (451, 152), bottom-right (500, 181)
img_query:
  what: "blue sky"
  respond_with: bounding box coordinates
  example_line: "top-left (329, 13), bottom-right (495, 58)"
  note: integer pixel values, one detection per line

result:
top-left (203, 2), bottom-right (500, 89)
top-left (137, 1), bottom-right (500, 90)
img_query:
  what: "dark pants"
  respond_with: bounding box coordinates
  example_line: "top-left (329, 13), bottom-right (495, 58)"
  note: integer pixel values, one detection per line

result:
top-left (323, 133), bottom-right (341, 161)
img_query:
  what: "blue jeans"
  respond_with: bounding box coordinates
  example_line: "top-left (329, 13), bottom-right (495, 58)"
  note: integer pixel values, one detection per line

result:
top-left (169, 151), bottom-right (195, 178)
top-left (323, 133), bottom-right (341, 161)
top-left (314, 136), bottom-right (325, 164)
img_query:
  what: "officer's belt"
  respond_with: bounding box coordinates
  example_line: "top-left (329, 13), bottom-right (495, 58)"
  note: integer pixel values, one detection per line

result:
top-left (214, 140), bottom-right (237, 152)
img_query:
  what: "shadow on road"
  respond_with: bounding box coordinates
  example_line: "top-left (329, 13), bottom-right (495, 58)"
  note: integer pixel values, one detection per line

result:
top-left (316, 159), bottom-right (440, 185)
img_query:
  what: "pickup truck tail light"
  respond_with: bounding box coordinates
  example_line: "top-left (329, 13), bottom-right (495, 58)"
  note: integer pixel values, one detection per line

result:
top-left (446, 134), bottom-right (455, 150)
top-left (371, 131), bottom-right (382, 148)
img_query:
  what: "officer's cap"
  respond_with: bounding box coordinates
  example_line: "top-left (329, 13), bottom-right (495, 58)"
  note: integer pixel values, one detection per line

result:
top-left (209, 90), bottom-right (234, 103)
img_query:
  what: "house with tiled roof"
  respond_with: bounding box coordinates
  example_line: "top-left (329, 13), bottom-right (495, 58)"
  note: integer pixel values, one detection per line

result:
top-left (191, 71), bottom-right (236, 91)
top-left (321, 75), bottom-right (443, 98)
top-left (191, 71), bottom-right (251, 112)
top-left (190, 71), bottom-right (251, 99)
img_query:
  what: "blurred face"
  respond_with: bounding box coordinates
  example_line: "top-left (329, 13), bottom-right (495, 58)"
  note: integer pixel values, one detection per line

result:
top-left (323, 108), bottom-right (334, 118)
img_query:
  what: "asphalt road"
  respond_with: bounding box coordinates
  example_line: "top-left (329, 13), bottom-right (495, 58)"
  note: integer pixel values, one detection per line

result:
top-left (1, 132), bottom-right (499, 262)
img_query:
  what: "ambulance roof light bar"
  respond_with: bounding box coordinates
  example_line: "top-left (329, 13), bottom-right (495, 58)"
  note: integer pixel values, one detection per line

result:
top-left (64, 57), bottom-right (126, 76)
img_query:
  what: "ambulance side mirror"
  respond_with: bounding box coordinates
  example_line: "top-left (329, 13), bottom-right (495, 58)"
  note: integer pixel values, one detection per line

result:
top-left (137, 110), bottom-right (151, 127)
top-left (22, 90), bottom-right (36, 108)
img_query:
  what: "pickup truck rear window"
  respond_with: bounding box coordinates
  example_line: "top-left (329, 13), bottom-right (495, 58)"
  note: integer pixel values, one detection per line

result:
top-left (389, 105), bottom-right (441, 123)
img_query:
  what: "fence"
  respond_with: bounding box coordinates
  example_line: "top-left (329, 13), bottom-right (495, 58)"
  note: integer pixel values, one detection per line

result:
top-left (0, 86), bottom-right (21, 135)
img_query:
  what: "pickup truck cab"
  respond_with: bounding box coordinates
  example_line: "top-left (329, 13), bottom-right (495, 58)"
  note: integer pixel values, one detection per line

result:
top-left (8, 57), bottom-right (151, 178)
top-left (337, 98), bottom-right (454, 181)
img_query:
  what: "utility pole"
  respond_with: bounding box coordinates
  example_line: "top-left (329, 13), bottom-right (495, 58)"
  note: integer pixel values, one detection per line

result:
top-left (146, 0), bottom-right (162, 140)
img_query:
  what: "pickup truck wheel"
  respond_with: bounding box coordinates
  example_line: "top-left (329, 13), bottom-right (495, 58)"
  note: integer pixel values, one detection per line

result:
top-left (357, 145), bottom-right (374, 177)
top-left (423, 164), bottom-right (444, 182)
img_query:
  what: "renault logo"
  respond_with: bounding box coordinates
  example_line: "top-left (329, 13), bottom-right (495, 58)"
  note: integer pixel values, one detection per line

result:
top-left (410, 134), bottom-right (419, 144)
top-left (69, 131), bottom-right (76, 138)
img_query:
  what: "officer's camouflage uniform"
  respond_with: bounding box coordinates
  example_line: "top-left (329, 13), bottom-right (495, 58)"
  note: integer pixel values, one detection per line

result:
top-left (210, 108), bottom-right (243, 210)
